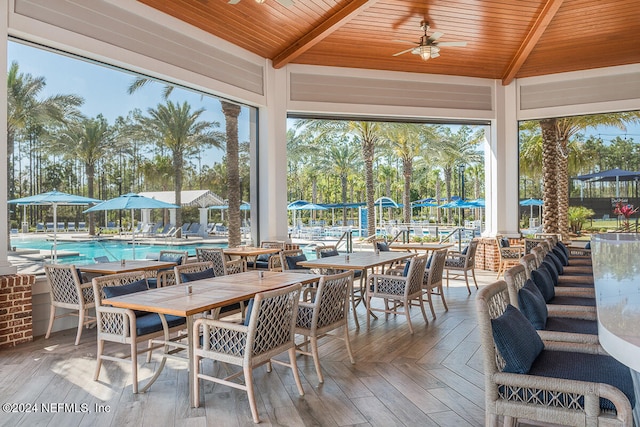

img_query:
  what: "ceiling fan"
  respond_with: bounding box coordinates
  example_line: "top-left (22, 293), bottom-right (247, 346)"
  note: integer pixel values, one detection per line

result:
top-left (228, 0), bottom-right (294, 6)
top-left (393, 21), bottom-right (467, 61)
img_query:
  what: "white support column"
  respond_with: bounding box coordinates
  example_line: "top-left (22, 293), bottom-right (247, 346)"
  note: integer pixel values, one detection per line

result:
top-left (257, 63), bottom-right (289, 243)
top-left (1, 2), bottom-right (18, 275)
top-left (486, 80), bottom-right (520, 237)
top-left (198, 207), bottom-right (208, 236)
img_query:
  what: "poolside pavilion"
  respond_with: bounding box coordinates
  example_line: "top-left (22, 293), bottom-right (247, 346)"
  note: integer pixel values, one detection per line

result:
top-left (0, 1), bottom-right (639, 424)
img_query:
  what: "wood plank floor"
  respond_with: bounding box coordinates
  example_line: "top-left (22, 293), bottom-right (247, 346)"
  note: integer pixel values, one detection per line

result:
top-left (0, 270), bottom-right (523, 427)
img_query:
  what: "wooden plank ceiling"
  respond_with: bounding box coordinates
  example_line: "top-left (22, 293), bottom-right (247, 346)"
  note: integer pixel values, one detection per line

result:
top-left (140, 0), bottom-right (640, 85)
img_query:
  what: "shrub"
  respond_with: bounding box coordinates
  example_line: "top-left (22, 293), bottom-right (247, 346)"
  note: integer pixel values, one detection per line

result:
top-left (568, 206), bottom-right (595, 234)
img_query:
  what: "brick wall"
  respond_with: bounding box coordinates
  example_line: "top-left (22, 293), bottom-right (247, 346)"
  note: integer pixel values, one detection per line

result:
top-left (0, 274), bottom-right (36, 349)
top-left (476, 238), bottom-right (501, 272)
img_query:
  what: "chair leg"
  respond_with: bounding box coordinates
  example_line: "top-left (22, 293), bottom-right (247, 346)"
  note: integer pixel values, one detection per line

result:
top-left (309, 336), bottom-right (323, 383)
top-left (445, 269), bottom-right (450, 288)
top-left (288, 347), bottom-right (304, 396)
top-left (193, 356), bottom-right (201, 408)
top-left (343, 323), bottom-right (355, 364)
top-left (439, 285), bottom-right (449, 311)
top-left (471, 268), bottom-right (478, 289)
top-left (417, 294), bottom-right (428, 324)
top-left (244, 366), bottom-right (260, 423)
top-left (94, 339), bottom-right (104, 381)
top-left (426, 290), bottom-right (436, 318)
top-left (131, 342), bottom-right (139, 394)
top-left (74, 309), bottom-right (85, 345)
top-left (496, 262), bottom-right (503, 279)
top-left (405, 298), bottom-right (414, 334)
top-left (45, 305), bottom-right (56, 339)
top-left (366, 295), bottom-right (372, 330)
top-left (464, 270), bottom-right (471, 294)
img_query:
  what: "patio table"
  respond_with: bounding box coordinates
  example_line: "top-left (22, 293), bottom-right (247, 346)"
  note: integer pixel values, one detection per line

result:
top-left (102, 270), bottom-right (322, 407)
top-left (389, 242), bottom-right (453, 253)
top-left (79, 260), bottom-right (178, 275)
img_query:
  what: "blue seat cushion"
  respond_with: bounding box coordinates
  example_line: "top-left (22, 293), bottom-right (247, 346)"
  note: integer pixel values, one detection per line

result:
top-left (518, 279), bottom-right (548, 329)
top-left (320, 249), bottom-right (340, 258)
top-left (545, 252), bottom-right (564, 275)
top-left (103, 279), bottom-right (149, 316)
top-left (135, 313), bottom-right (186, 336)
top-left (584, 241), bottom-right (591, 249)
top-left (256, 254), bottom-right (271, 262)
top-left (376, 242), bottom-right (390, 252)
top-left (541, 260), bottom-right (559, 285)
top-left (491, 304), bottom-right (544, 374)
top-left (544, 317), bottom-right (598, 335)
top-left (403, 260), bottom-right (411, 276)
top-left (159, 253), bottom-right (184, 265)
top-left (247, 260), bottom-right (270, 269)
top-left (500, 237), bottom-right (510, 248)
top-left (243, 298), bottom-right (255, 326)
top-left (286, 254), bottom-right (309, 270)
top-left (531, 268), bottom-right (555, 302)
top-left (180, 267), bottom-right (215, 283)
top-left (550, 294), bottom-right (596, 306)
top-left (552, 247), bottom-right (569, 266)
top-left (528, 350), bottom-right (635, 411)
top-left (461, 245), bottom-right (469, 255)
top-left (556, 241), bottom-right (570, 259)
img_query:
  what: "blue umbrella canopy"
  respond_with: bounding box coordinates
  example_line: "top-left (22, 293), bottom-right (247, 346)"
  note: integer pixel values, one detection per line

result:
top-left (289, 202), bottom-right (328, 211)
top-left (519, 198), bottom-right (543, 206)
top-left (83, 193), bottom-right (179, 212)
top-left (439, 199), bottom-right (476, 209)
top-left (287, 200), bottom-right (310, 209)
top-left (375, 196), bottom-right (399, 208)
top-left (8, 190), bottom-right (102, 262)
top-left (84, 193), bottom-right (180, 260)
top-left (467, 198), bottom-right (486, 208)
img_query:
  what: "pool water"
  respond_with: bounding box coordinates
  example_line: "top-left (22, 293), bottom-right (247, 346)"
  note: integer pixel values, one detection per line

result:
top-left (10, 237), bottom-right (226, 265)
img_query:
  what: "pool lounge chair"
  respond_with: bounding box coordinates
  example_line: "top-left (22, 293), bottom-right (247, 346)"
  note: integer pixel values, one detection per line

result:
top-left (46, 222), bottom-right (54, 232)
top-left (67, 222), bottom-right (76, 232)
top-left (77, 222), bottom-right (87, 232)
top-left (184, 222), bottom-right (201, 237)
top-left (36, 223), bottom-right (45, 232)
top-left (57, 222), bottom-right (66, 232)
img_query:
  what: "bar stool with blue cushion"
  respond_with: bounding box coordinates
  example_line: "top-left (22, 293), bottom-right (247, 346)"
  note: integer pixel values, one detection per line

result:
top-left (504, 264), bottom-right (599, 345)
top-left (477, 280), bottom-right (634, 426)
top-left (92, 272), bottom-right (186, 394)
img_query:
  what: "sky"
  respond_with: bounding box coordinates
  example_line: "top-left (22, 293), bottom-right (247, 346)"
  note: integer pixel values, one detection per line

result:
top-left (7, 41), bottom-right (254, 165)
top-left (8, 40), bottom-right (640, 158)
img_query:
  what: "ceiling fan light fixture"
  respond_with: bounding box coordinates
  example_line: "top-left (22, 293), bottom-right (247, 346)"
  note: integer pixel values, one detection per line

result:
top-left (255, 0), bottom-right (266, 3)
top-left (415, 46), bottom-right (431, 61)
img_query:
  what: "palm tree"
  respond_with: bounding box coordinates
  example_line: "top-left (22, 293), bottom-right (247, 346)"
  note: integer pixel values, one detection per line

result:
top-left (51, 115), bottom-right (114, 234)
top-left (322, 141), bottom-right (361, 225)
top-left (536, 112), bottom-right (640, 238)
top-left (137, 100), bottom-right (222, 233)
top-left (221, 101), bottom-right (242, 247)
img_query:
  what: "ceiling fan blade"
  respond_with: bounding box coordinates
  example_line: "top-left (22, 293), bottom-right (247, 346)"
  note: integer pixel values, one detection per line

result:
top-left (393, 39), bottom-right (419, 45)
top-left (392, 48), bottom-right (415, 57)
top-left (276, 0), bottom-right (294, 6)
top-left (437, 41), bottom-right (467, 47)
top-left (431, 51), bottom-right (440, 59)
top-left (228, 0), bottom-right (241, 4)
top-left (428, 32), bottom-right (444, 42)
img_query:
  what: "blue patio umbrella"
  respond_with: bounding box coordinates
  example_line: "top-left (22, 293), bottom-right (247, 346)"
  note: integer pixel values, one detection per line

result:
top-left (574, 168), bottom-right (640, 198)
top-left (8, 190), bottom-right (102, 262)
top-left (84, 193), bottom-right (180, 259)
top-left (520, 198), bottom-right (544, 222)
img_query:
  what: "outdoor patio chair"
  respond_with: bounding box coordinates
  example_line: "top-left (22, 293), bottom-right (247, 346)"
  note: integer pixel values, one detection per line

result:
top-left (180, 222), bottom-right (191, 235)
top-left (195, 247), bottom-right (246, 276)
top-left (295, 270), bottom-right (355, 384)
top-left (36, 223), bottom-right (45, 232)
top-left (92, 272), bottom-right (187, 394)
top-left (184, 222), bottom-right (201, 237)
top-left (422, 248), bottom-right (448, 319)
top-left (67, 222), bottom-right (76, 232)
top-left (496, 235), bottom-right (524, 278)
top-left (444, 239), bottom-right (479, 293)
top-left (366, 253), bottom-right (429, 334)
top-left (77, 221), bottom-right (87, 232)
top-left (279, 248), bottom-right (312, 273)
top-left (93, 256), bottom-right (110, 263)
top-left (56, 222), bottom-right (65, 232)
top-left (246, 241), bottom-right (284, 270)
top-left (46, 222), bottom-right (54, 231)
top-left (44, 264), bottom-right (96, 345)
top-left (193, 283), bottom-right (304, 423)
top-left (476, 279), bottom-right (634, 426)
top-left (148, 250), bottom-right (188, 288)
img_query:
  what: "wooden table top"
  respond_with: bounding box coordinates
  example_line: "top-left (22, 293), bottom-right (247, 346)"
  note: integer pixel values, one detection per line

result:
top-left (389, 243), bottom-right (453, 251)
top-left (223, 247), bottom-right (281, 257)
top-left (298, 251), bottom-right (414, 270)
top-left (102, 270), bottom-right (321, 317)
top-left (80, 260), bottom-right (178, 275)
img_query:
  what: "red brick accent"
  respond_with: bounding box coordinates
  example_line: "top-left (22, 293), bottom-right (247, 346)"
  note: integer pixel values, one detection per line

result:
top-left (0, 274), bottom-right (35, 349)
top-left (476, 238), bottom-right (501, 272)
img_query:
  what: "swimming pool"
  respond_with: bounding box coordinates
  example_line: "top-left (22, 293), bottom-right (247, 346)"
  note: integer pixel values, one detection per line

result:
top-left (10, 237), bottom-right (227, 265)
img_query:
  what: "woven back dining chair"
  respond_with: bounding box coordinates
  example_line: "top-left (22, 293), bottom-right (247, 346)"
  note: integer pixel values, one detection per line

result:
top-left (44, 264), bottom-right (96, 345)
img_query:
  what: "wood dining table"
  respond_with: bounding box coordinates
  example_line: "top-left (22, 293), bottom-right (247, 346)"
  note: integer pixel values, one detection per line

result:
top-left (102, 270), bottom-right (322, 407)
top-left (297, 251), bottom-right (415, 327)
top-left (389, 242), bottom-right (454, 253)
top-left (79, 260), bottom-right (178, 275)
